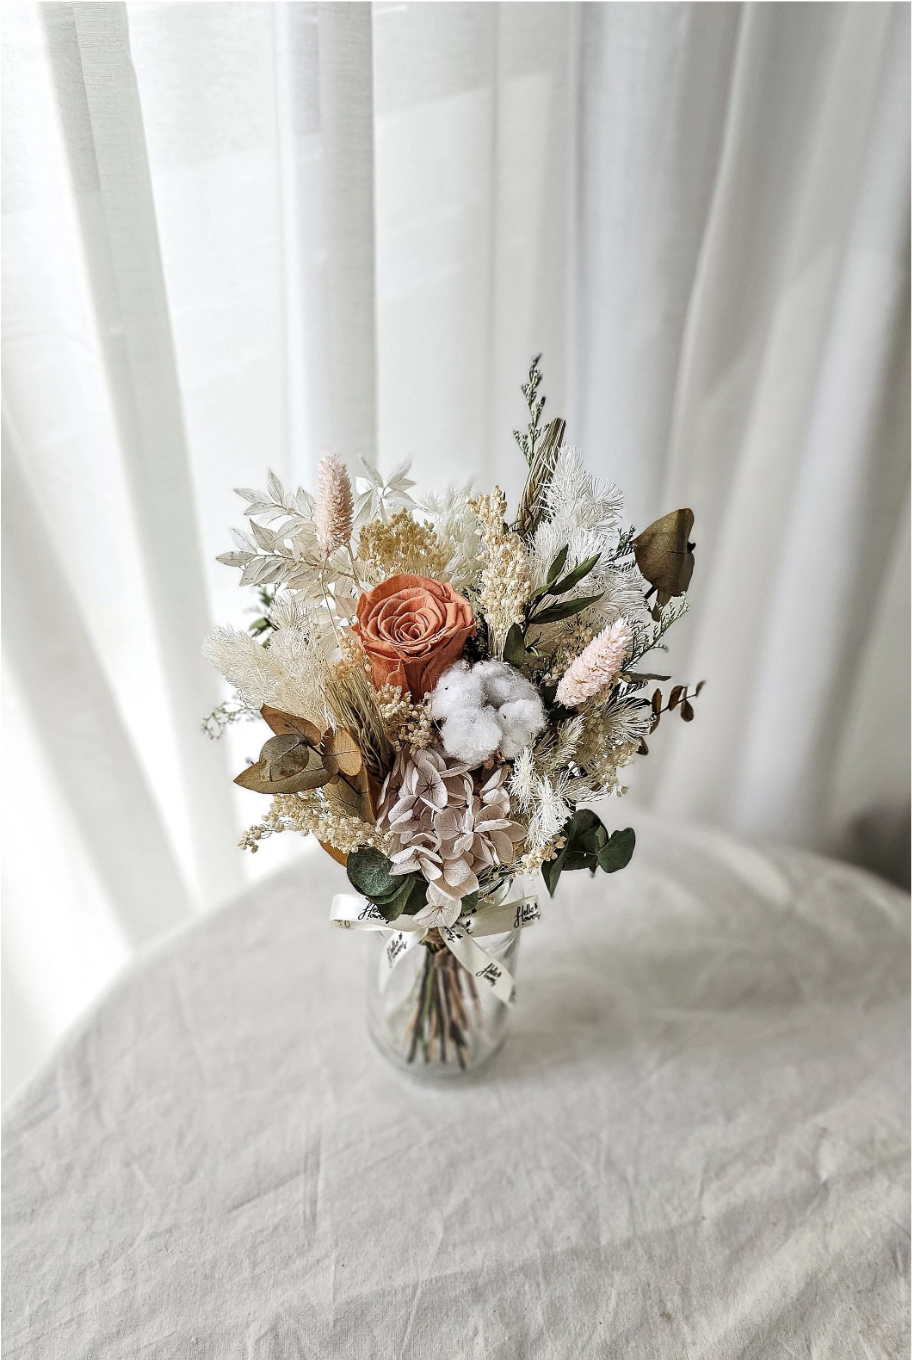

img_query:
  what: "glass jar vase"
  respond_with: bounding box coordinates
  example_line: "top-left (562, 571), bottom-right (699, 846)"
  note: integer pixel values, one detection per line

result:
top-left (365, 918), bottom-right (523, 1080)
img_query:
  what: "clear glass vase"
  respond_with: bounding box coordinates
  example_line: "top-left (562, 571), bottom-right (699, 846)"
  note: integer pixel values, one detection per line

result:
top-left (365, 921), bottom-right (522, 1080)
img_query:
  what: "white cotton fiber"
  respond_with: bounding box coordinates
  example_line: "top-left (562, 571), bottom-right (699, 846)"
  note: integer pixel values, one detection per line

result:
top-left (474, 660), bottom-right (526, 706)
top-left (433, 660), bottom-right (547, 766)
top-left (440, 707), bottom-right (505, 766)
top-left (496, 696), bottom-right (547, 758)
top-left (430, 661), bottom-right (486, 721)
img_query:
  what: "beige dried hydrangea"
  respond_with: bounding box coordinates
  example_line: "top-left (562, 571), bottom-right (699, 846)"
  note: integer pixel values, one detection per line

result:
top-left (378, 748), bottom-right (525, 926)
top-left (357, 509), bottom-right (450, 582)
top-left (376, 683), bottom-right (435, 751)
top-left (468, 487), bottom-right (532, 652)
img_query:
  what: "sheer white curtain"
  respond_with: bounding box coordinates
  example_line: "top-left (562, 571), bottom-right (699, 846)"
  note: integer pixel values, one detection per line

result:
top-left (3, 1), bottom-right (908, 1097)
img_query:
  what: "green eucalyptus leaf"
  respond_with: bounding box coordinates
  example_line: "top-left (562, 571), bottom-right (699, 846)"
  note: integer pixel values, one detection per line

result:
top-left (562, 850), bottom-right (596, 873)
top-left (541, 849), bottom-right (566, 897)
top-left (597, 827), bottom-right (636, 874)
top-left (346, 847), bottom-right (400, 902)
top-left (633, 509), bottom-right (695, 605)
top-left (503, 623), bottom-right (526, 668)
top-left (578, 825), bottom-right (608, 855)
top-left (375, 879), bottom-right (414, 922)
top-left (548, 553), bottom-right (601, 596)
top-left (545, 545), bottom-right (569, 588)
top-left (564, 808), bottom-right (605, 845)
top-left (532, 593), bottom-right (603, 626)
top-left (404, 875), bottom-right (428, 914)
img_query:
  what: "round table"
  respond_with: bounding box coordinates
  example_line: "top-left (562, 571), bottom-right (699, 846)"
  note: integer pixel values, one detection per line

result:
top-left (3, 817), bottom-right (908, 1358)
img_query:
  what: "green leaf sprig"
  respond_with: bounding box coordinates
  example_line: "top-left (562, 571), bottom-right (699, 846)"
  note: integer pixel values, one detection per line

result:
top-left (503, 547), bottom-right (603, 668)
top-left (346, 848), bottom-right (429, 922)
top-left (541, 809), bottom-right (635, 897)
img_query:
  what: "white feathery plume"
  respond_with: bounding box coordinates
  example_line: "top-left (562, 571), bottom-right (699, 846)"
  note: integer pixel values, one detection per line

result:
top-left (544, 446), bottom-right (623, 539)
top-left (508, 746), bottom-right (537, 813)
top-left (527, 773), bottom-right (573, 850)
top-left (556, 618), bottom-right (632, 708)
top-left (202, 620), bottom-right (332, 724)
top-left (601, 698), bottom-right (652, 748)
top-left (314, 454), bottom-right (354, 555)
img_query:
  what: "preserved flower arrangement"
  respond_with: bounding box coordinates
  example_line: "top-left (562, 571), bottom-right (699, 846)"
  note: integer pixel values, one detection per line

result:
top-left (204, 359), bottom-right (702, 1075)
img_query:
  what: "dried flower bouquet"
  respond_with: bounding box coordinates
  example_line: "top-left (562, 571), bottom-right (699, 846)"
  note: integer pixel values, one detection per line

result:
top-left (204, 359), bottom-right (701, 1071)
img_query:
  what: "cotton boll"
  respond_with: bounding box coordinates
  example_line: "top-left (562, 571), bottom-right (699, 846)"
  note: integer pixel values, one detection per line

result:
top-left (476, 658), bottom-right (542, 708)
top-left (496, 695), bottom-right (546, 758)
top-left (431, 662), bottom-right (486, 721)
top-left (474, 659), bottom-right (522, 706)
top-left (440, 708), bottom-right (503, 765)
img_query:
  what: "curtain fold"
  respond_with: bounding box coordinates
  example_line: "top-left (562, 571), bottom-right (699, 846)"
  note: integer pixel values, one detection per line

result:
top-left (42, 1), bottom-right (242, 903)
top-left (2, 1), bottom-right (908, 1098)
top-left (317, 2), bottom-right (378, 463)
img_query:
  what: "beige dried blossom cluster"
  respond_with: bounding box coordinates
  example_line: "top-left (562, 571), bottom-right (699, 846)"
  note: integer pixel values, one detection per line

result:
top-left (357, 509), bottom-right (450, 583)
top-left (468, 488), bottom-right (532, 652)
top-left (378, 748), bottom-right (525, 926)
top-left (515, 833), bottom-right (567, 877)
top-left (239, 791), bottom-right (391, 856)
top-left (376, 683), bottom-right (435, 750)
top-left (546, 615), bottom-right (600, 679)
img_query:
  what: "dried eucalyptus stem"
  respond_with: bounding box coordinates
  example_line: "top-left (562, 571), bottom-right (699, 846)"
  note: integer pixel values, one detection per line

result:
top-left (405, 933), bottom-right (481, 1070)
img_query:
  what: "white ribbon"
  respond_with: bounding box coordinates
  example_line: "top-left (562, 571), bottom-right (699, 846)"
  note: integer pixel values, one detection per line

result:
top-left (330, 891), bottom-right (540, 1007)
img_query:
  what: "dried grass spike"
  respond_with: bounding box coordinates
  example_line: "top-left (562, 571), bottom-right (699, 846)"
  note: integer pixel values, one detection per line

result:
top-left (315, 453), bottom-right (354, 555)
top-left (515, 418), bottom-right (565, 539)
top-left (556, 618), bottom-right (632, 708)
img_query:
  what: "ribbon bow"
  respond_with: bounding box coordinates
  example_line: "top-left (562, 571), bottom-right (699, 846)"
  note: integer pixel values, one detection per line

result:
top-left (330, 891), bottom-right (541, 1006)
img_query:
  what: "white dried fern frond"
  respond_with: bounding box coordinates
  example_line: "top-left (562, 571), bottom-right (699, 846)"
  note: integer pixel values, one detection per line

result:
top-left (202, 620), bottom-right (332, 725)
top-left (600, 698), bottom-right (652, 748)
top-left (545, 446), bottom-right (623, 540)
top-left (353, 459), bottom-right (416, 526)
top-left (508, 747), bottom-right (537, 813)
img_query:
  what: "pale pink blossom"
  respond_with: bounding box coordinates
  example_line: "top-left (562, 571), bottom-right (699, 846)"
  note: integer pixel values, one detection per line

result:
top-left (555, 618), bottom-right (632, 708)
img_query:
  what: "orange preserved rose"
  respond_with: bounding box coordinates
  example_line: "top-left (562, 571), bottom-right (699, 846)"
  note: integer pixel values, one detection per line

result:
top-left (354, 574), bottom-right (475, 699)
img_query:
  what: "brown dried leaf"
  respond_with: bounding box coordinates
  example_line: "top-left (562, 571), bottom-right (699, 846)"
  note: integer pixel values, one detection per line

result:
top-left (633, 508), bottom-right (695, 605)
top-left (234, 755), bottom-right (332, 796)
top-left (319, 841), bottom-right (349, 867)
top-left (668, 685), bottom-right (685, 710)
top-left (320, 727), bottom-right (363, 778)
top-left (620, 671), bottom-right (671, 683)
top-left (680, 699), bottom-right (695, 722)
top-left (323, 767), bottom-right (379, 825)
top-left (260, 705), bottom-right (321, 746)
top-left (651, 688), bottom-right (663, 714)
top-left (637, 738), bottom-right (650, 756)
top-left (695, 680), bottom-right (706, 696)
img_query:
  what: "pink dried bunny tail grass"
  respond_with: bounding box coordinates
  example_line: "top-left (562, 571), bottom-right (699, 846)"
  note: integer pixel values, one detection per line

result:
top-left (315, 453), bottom-right (354, 555)
top-left (555, 618), bottom-right (633, 708)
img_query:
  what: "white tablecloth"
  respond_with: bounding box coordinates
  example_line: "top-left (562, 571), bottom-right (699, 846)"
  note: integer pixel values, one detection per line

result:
top-left (3, 817), bottom-right (909, 1358)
